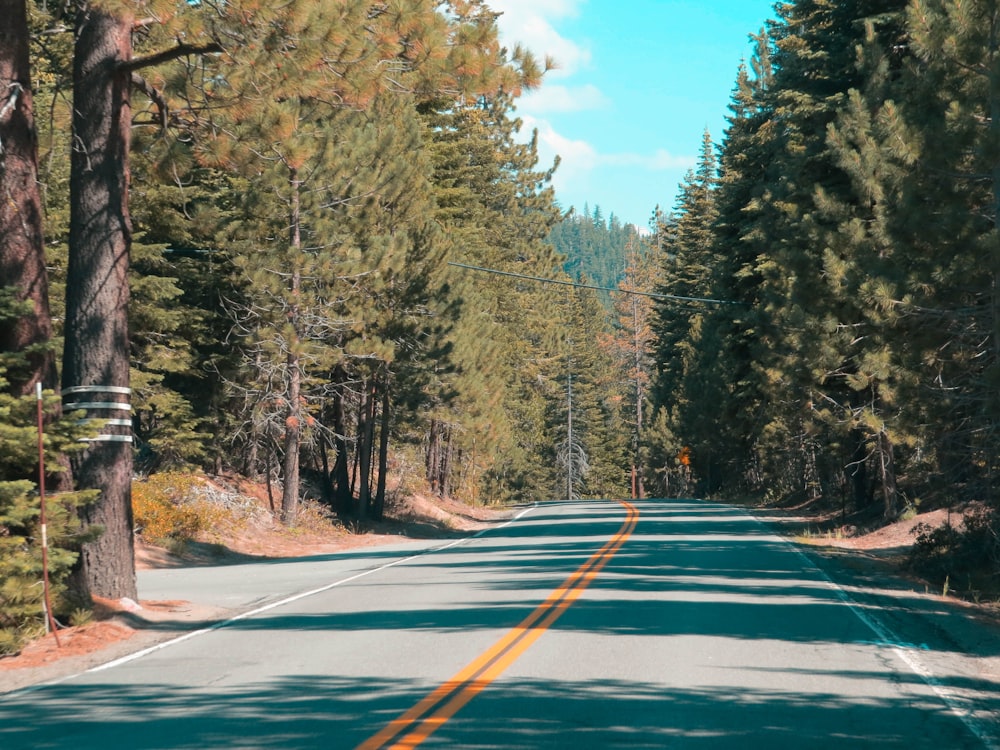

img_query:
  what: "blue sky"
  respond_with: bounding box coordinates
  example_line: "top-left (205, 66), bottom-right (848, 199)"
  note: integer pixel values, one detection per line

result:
top-left (490, 0), bottom-right (778, 230)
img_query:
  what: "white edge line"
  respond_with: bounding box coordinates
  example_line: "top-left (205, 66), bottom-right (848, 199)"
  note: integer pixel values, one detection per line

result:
top-left (785, 540), bottom-right (997, 750)
top-left (8, 504), bottom-right (539, 696)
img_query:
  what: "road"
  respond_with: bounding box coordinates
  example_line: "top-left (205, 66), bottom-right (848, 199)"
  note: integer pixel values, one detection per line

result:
top-left (1, 499), bottom-right (998, 748)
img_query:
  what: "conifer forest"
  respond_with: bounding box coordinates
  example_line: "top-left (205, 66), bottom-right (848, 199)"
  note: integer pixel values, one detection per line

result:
top-left (3, 0), bottom-right (1000, 650)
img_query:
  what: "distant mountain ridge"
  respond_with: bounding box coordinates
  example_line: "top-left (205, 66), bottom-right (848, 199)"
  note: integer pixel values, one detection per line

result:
top-left (547, 205), bottom-right (647, 293)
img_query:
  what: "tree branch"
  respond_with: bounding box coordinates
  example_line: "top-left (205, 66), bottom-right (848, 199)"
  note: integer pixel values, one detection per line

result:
top-left (120, 41), bottom-right (223, 73)
top-left (131, 73), bottom-right (168, 133)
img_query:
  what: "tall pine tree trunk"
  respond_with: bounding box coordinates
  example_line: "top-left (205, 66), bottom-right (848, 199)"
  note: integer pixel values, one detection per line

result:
top-left (442, 424), bottom-right (453, 497)
top-left (318, 432), bottom-right (334, 508)
top-left (991, 50), bottom-right (1000, 493)
top-left (0, 0), bottom-right (57, 395)
top-left (331, 381), bottom-right (352, 516)
top-left (282, 342), bottom-right (301, 524)
top-left (62, 6), bottom-right (136, 601)
top-left (848, 427), bottom-right (869, 511)
top-left (357, 377), bottom-right (375, 517)
top-left (373, 373), bottom-right (391, 520)
top-left (0, 0), bottom-right (74, 502)
top-left (878, 429), bottom-right (899, 521)
top-left (281, 169), bottom-right (303, 525)
top-left (426, 419), bottom-right (453, 497)
top-left (631, 288), bottom-right (645, 500)
top-left (426, 419), bottom-right (441, 494)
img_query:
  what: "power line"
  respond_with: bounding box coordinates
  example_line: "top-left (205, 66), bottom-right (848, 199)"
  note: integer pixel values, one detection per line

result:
top-left (447, 262), bottom-right (739, 306)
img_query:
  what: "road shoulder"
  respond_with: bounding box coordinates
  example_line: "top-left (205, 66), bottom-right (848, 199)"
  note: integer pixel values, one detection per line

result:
top-left (758, 507), bottom-right (1000, 748)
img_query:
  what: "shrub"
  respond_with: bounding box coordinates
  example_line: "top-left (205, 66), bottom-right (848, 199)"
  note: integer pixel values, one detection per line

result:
top-left (132, 472), bottom-right (207, 545)
top-left (909, 507), bottom-right (1000, 596)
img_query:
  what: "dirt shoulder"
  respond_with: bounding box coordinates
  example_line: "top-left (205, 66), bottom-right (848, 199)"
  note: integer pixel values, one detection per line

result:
top-left (754, 500), bottom-right (1000, 736)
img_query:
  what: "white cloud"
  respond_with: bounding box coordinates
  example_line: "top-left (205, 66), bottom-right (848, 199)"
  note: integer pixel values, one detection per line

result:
top-left (517, 83), bottom-right (608, 114)
top-left (521, 116), bottom-right (694, 176)
top-left (492, 1), bottom-right (690, 224)
top-left (521, 115), bottom-right (596, 171)
top-left (488, 0), bottom-right (590, 77)
top-left (649, 149), bottom-right (698, 170)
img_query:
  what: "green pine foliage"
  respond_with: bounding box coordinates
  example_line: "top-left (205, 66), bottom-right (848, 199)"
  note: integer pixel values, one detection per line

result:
top-left (126, 134), bottom-right (242, 473)
top-left (603, 234), bottom-right (663, 499)
top-left (703, 46), bottom-right (775, 497)
top-left (548, 207), bottom-right (646, 306)
top-left (895, 0), bottom-right (1000, 508)
top-left (0, 294), bottom-right (95, 655)
top-left (417, 90), bottom-right (569, 504)
top-left (557, 284), bottom-right (630, 500)
top-left (644, 0), bottom-right (1000, 561)
top-left (0, 0), bottom-right (640, 633)
top-left (15, 0), bottom-right (1000, 606)
top-left (646, 130), bottom-right (722, 497)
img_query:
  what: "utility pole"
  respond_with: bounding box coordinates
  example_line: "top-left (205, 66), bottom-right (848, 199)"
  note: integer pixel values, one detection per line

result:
top-left (627, 243), bottom-right (645, 500)
top-left (566, 366), bottom-right (573, 501)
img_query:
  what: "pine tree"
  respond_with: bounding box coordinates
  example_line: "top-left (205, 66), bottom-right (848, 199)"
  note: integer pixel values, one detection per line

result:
top-left (815, 7), bottom-right (921, 519)
top-left (419, 96), bottom-right (508, 500)
top-left (333, 97), bottom-right (449, 520)
top-left (126, 139), bottom-right (242, 473)
top-left (548, 211), bottom-right (645, 309)
top-left (558, 284), bottom-right (629, 499)
top-left (48, 0), bottom-right (226, 600)
top-left (60, 5), bottom-right (139, 600)
top-left (905, 0), bottom-right (1000, 506)
top-left (0, 0), bottom-right (57, 397)
top-left (0, 7), bottom-right (83, 628)
top-left (420, 88), bottom-right (563, 504)
top-left (157, 1), bottom-right (547, 520)
top-left (603, 235), bottom-right (663, 498)
top-left (647, 129), bottom-right (719, 495)
top-left (0, 294), bottom-right (95, 654)
top-left (817, 0), bottom-right (1000, 511)
top-left (700, 45), bottom-right (775, 496)
top-left (729, 0), bottom-right (908, 507)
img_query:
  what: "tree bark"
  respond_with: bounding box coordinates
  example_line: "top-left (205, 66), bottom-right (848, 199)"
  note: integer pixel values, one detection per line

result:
top-left (990, 32), bottom-right (1000, 469)
top-left (0, 0), bottom-right (57, 395)
top-left (630, 268), bottom-right (645, 500)
top-left (318, 431), bottom-right (334, 508)
top-left (330, 380), bottom-right (352, 516)
top-left (280, 169), bottom-right (303, 525)
top-left (442, 423), bottom-right (453, 497)
top-left (879, 429), bottom-right (899, 521)
top-left (358, 377), bottom-right (375, 517)
top-left (62, 6), bottom-right (136, 601)
top-left (0, 0), bottom-right (74, 501)
top-left (281, 347), bottom-right (301, 525)
top-left (849, 427), bottom-right (868, 511)
top-left (426, 418), bottom-right (440, 494)
top-left (373, 373), bottom-right (391, 520)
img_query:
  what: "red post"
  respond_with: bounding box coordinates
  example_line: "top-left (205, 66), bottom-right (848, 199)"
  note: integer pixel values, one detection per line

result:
top-left (36, 382), bottom-right (60, 646)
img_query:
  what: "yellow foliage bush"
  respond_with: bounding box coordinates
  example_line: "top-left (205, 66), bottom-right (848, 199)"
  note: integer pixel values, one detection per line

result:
top-left (132, 472), bottom-right (208, 545)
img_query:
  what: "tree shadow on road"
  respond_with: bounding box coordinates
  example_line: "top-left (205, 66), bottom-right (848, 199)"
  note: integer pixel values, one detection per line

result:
top-left (0, 670), bottom-right (989, 749)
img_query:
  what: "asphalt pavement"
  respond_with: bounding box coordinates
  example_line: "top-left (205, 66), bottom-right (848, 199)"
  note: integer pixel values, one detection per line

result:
top-left (2, 500), bottom-right (999, 749)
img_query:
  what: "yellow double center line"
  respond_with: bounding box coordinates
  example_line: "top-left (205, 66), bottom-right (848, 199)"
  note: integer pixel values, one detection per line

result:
top-left (357, 500), bottom-right (640, 750)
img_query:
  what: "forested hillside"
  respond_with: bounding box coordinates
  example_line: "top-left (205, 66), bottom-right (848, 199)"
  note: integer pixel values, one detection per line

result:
top-left (547, 206), bottom-right (646, 298)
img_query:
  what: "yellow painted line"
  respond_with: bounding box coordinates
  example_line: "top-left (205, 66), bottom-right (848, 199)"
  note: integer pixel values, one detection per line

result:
top-left (357, 500), bottom-right (639, 750)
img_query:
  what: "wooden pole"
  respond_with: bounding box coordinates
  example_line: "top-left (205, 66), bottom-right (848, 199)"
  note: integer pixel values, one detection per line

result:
top-left (36, 382), bottom-right (60, 646)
